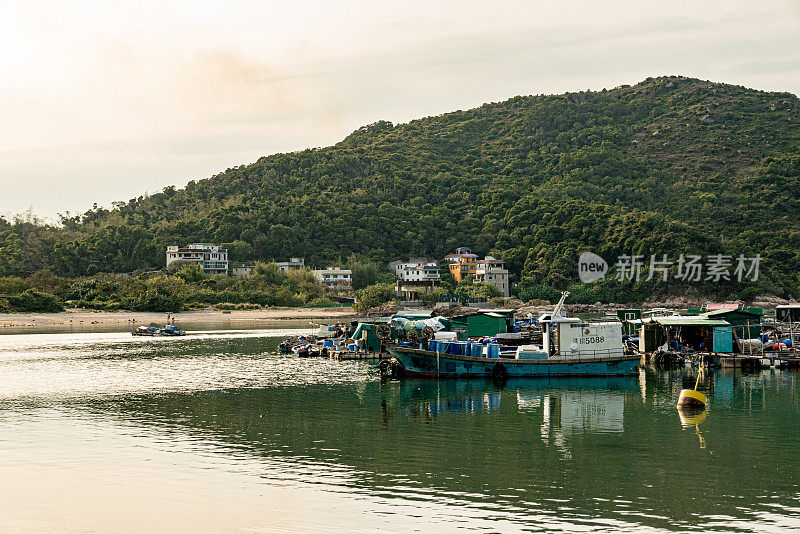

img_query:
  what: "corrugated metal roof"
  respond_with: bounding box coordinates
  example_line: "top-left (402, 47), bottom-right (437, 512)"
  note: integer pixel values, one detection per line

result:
top-left (703, 309), bottom-right (761, 318)
top-left (392, 311), bottom-right (435, 319)
top-left (653, 316), bottom-right (731, 327)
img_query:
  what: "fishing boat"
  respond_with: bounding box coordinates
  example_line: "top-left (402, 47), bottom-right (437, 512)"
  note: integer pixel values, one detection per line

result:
top-left (132, 324), bottom-right (186, 337)
top-left (384, 292), bottom-right (639, 379)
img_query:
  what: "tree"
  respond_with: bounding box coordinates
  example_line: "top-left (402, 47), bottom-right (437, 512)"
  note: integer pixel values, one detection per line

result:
top-left (471, 282), bottom-right (503, 299)
top-left (347, 257), bottom-right (382, 290)
top-left (253, 262), bottom-right (286, 285)
top-left (175, 264), bottom-right (205, 283)
top-left (355, 283), bottom-right (396, 313)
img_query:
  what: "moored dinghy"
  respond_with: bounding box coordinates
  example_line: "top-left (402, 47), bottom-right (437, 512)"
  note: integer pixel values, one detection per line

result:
top-left (132, 324), bottom-right (186, 337)
top-left (385, 292), bottom-right (640, 378)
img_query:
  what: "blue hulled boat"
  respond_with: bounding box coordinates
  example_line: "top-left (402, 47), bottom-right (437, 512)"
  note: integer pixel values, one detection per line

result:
top-left (386, 347), bottom-right (639, 378)
top-left (385, 292), bottom-right (640, 379)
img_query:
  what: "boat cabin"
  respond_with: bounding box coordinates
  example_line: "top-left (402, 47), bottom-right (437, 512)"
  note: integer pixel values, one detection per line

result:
top-left (538, 292), bottom-right (624, 359)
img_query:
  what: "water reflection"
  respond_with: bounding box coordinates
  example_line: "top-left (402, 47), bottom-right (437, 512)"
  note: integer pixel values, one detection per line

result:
top-left (677, 407), bottom-right (709, 449)
top-left (78, 373), bottom-right (800, 531)
top-left (393, 378), bottom-right (634, 436)
top-left (1, 332), bottom-right (800, 532)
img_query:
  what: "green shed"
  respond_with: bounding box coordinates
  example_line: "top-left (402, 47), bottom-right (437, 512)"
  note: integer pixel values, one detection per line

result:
top-left (649, 316), bottom-right (731, 353)
top-left (776, 305), bottom-right (800, 323)
top-left (702, 308), bottom-right (762, 340)
top-left (713, 326), bottom-right (734, 352)
top-left (639, 322), bottom-right (666, 353)
top-left (450, 311), bottom-right (511, 338)
top-left (617, 309), bottom-right (642, 335)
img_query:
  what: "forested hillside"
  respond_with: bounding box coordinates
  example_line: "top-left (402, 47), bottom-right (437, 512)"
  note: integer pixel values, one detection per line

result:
top-left (2, 75), bottom-right (799, 302)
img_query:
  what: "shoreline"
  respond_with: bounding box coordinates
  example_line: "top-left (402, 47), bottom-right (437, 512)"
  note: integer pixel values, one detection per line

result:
top-left (0, 307), bottom-right (359, 333)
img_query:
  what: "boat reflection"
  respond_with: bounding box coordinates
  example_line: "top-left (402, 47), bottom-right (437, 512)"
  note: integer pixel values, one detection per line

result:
top-left (388, 377), bottom-right (639, 434)
top-left (402, 390), bottom-right (502, 416)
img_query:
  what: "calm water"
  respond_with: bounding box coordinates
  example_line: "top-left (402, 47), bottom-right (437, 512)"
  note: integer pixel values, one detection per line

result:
top-left (1, 331), bottom-right (798, 533)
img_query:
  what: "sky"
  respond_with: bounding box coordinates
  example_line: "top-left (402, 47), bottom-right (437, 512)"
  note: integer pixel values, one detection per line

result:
top-left (1, 0), bottom-right (799, 221)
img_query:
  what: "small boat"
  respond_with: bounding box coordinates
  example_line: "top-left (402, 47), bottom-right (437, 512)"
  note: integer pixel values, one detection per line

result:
top-left (132, 324), bottom-right (186, 337)
top-left (160, 325), bottom-right (186, 336)
top-left (385, 292), bottom-right (640, 379)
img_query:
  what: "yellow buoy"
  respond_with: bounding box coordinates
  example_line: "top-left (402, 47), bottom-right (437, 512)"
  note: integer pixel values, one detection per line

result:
top-left (677, 358), bottom-right (707, 409)
top-left (677, 388), bottom-right (707, 409)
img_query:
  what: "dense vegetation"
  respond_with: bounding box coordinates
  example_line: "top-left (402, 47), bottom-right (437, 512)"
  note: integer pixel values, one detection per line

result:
top-left (1, 76), bottom-right (799, 305)
top-left (0, 264), bottom-right (342, 313)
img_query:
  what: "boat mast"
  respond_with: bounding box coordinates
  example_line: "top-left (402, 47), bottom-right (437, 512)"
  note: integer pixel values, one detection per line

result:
top-left (552, 291), bottom-right (570, 318)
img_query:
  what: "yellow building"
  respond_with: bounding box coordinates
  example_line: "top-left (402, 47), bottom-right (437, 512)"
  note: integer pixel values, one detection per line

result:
top-left (445, 248), bottom-right (478, 283)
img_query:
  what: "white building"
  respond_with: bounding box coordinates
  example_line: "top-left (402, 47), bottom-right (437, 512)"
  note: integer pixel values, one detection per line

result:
top-left (166, 243), bottom-right (229, 275)
top-left (312, 267), bottom-right (353, 292)
top-left (474, 256), bottom-right (509, 297)
top-left (390, 259), bottom-right (440, 301)
top-left (393, 260), bottom-right (441, 282)
top-left (389, 257), bottom-right (429, 277)
top-left (275, 257), bottom-right (305, 273)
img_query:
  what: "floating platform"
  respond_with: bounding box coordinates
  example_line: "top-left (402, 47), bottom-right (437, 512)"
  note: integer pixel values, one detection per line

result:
top-left (719, 354), bottom-right (800, 369)
top-left (642, 350), bottom-right (800, 370)
top-left (328, 350), bottom-right (389, 361)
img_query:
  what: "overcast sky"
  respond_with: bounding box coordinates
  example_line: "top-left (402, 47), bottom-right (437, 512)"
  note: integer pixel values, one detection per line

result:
top-left (1, 0), bottom-right (799, 221)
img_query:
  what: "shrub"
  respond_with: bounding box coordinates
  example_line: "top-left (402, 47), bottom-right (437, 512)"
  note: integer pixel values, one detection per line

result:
top-left (0, 276), bottom-right (29, 296)
top-left (8, 289), bottom-right (63, 312)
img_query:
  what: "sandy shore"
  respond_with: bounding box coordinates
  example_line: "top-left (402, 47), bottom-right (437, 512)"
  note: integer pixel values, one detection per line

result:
top-left (0, 307), bottom-right (359, 332)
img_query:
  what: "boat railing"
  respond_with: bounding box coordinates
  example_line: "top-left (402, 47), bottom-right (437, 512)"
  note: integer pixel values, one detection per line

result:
top-left (556, 348), bottom-right (626, 359)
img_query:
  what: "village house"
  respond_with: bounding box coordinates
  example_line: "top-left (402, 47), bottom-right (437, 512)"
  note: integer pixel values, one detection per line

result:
top-left (312, 267), bottom-right (353, 293)
top-left (444, 247), bottom-right (478, 282)
top-left (446, 248), bottom-right (510, 297)
top-left (166, 243), bottom-right (229, 275)
top-left (275, 257), bottom-right (305, 273)
top-left (474, 256), bottom-right (510, 297)
top-left (390, 259), bottom-right (441, 301)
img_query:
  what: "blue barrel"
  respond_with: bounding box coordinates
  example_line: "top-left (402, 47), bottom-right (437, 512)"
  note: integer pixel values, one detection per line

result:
top-left (323, 340), bottom-right (333, 348)
top-left (428, 340), bottom-right (437, 352)
top-left (448, 342), bottom-right (460, 355)
top-left (487, 343), bottom-right (500, 358)
top-left (471, 344), bottom-right (484, 358)
top-left (782, 339), bottom-right (793, 348)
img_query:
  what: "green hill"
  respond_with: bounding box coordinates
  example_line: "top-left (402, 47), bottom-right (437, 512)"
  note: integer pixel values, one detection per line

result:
top-left (2, 75), bottom-right (799, 302)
